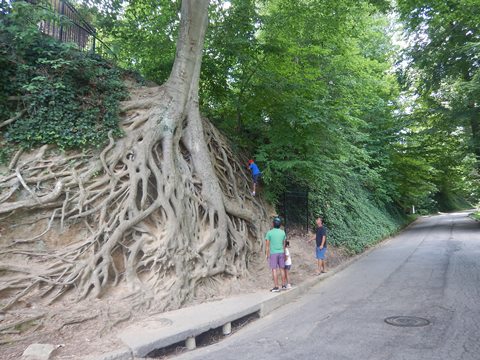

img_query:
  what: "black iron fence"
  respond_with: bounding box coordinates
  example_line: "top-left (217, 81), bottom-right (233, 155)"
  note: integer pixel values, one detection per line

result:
top-left (39, 0), bottom-right (94, 51)
top-left (278, 189), bottom-right (309, 233)
top-left (26, 0), bottom-right (114, 58)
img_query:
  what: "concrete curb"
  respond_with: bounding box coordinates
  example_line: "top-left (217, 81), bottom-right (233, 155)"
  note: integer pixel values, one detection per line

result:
top-left (116, 293), bottom-right (274, 357)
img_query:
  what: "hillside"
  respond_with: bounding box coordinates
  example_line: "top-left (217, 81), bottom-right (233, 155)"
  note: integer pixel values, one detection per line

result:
top-left (0, 76), bottom-right (271, 356)
top-left (0, 215), bottom-right (352, 359)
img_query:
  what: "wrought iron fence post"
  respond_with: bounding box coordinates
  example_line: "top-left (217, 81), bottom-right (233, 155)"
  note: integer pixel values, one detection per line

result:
top-left (280, 188), bottom-right (309, 233)
top-left (25, 0), bottom-right (114, 59)
top-left (59, 1), bottom-right (65, 42)
top-left (306, 191), bottom-right (308, 233)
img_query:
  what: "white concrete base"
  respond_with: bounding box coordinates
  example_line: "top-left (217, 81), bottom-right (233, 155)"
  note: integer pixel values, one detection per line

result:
top-left (222, 322), bottom-right (232, 335)
top-left (185, 336), bottom-right (196, 350)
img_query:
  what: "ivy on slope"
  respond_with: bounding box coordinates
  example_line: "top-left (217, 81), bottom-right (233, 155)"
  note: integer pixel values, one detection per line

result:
top-left (311, 179), bottom-right (406, 254)
top-left (0, 1), bottom-right (126, 160)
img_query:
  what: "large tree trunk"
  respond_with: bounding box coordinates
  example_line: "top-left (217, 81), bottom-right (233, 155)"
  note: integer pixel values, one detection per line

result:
top-left (0, 0), bottom-right (268, 312)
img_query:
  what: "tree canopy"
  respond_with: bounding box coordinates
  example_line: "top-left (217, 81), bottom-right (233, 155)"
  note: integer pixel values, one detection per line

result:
top-left (1, 0), bottom-right (479, 252)
top-left (78, 0), bottom-right (475, 242)
top-left (396, 0), bottom-right (480, 209)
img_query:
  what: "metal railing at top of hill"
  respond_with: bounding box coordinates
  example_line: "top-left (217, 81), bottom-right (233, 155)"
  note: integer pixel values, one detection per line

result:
top-left (26, 0), bottom-right (116, 60)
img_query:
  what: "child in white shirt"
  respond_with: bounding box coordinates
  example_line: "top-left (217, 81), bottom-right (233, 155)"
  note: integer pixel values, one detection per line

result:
top-left (284, 241), bottom-right (292, 289)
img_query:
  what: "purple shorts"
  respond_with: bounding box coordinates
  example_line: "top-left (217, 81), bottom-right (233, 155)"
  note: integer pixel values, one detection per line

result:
top-left (269, 253), bottom-right (285, 269)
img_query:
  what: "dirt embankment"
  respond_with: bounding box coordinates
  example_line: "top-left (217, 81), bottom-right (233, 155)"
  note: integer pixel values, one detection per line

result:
top-left (0, 216), bottom-right (350, 359)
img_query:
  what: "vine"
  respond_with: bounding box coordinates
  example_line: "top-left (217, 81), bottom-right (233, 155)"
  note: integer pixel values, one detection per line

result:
top-left (0, 1), bottom-right (126, 160)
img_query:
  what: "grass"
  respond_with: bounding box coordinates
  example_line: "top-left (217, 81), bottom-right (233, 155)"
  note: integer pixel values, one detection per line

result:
top-left (471, 211), bottom-right (480, 221)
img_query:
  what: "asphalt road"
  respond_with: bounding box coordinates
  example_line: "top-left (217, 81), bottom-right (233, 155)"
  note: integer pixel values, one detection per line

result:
top-left (175, 211), bottom-right (480, 360)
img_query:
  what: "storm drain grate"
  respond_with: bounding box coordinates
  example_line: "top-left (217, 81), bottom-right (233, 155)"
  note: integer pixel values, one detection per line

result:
top-left (384, 316), bottom-right (430, 327)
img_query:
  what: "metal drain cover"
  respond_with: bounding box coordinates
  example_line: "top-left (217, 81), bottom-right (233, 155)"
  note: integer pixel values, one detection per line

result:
top-left (384, 316), bottom-right (430, 327)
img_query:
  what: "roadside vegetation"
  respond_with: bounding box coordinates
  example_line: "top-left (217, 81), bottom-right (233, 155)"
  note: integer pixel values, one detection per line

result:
top-left (472, 211), bottom-right (480, 221)
top-left (0, 1), bottom-right (126, 163)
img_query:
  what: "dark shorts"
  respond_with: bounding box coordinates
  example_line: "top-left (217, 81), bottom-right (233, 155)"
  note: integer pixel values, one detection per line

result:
top-left (253, 173), bottom-right (261, 184)
top-left (284, 265), bottom-right (291, 270)
top-left (316, 247), bottom-right (327, 260)
top-left (269, 253), bottom-right (285, 269)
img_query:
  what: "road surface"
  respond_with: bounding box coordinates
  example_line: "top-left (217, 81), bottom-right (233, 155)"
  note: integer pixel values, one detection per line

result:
top-left (176, 211), bottom-right (480, 360)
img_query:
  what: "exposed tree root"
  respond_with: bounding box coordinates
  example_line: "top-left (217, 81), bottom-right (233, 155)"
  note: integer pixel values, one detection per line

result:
top-left (57, 313), bottom-right (99, 331)
top-left (0, 0), bottom-right (269, 314)
top-left (0, 109), bottom-right (26, 130)
top-left (0, 88), bottom-right (267, 310)
top-left (0, 314), bottom-right (45, 333)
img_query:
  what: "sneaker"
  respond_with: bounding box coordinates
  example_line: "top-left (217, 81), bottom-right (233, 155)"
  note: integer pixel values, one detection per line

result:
top-left (252, 191), bottom-right (256, 196)
top-left (281, 285), bottom-right (287, 290)
top-left (286, 283), bottom-right (292, 289)
top-left (270, 287), bottom-right (280, 292)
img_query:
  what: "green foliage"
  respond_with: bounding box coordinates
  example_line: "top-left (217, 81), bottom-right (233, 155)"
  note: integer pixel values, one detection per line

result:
top-left (199, 0), bottom-right (412, 249)
top-left (471, 211), bottom-right (480, 221)
top-left (310, 181), bottom-right (407, 254)
top-left (397, 0), bottom-right (480, 172)
top-left (0, 139), bottom-right (14, 166)
top-left (85, 0), bottom-right (179, 84)
top-left (76, 0), bottom-right (479, 253)
top-left (0, 1), bottom-right (126, 153)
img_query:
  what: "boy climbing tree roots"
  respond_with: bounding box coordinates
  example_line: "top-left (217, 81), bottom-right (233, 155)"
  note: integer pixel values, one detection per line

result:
top-left (247, 159), bottom-right (261, 196)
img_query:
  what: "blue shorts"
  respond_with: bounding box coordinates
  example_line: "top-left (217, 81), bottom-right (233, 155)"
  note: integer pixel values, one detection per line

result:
top-left (284, 265), bottom-right (291, 270)
top-left (316, 247), bottom-right (327, 260)
top-left (253, 173), bottom-right (261, 184)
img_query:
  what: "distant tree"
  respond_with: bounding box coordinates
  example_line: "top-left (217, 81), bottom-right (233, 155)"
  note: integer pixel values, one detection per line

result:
top-left (397, 0), bottom-right (480, 165)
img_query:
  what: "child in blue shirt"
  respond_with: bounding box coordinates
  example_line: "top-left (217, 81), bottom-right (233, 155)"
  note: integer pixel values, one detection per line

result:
top-left (248, 159), bottom-right (261, 196)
